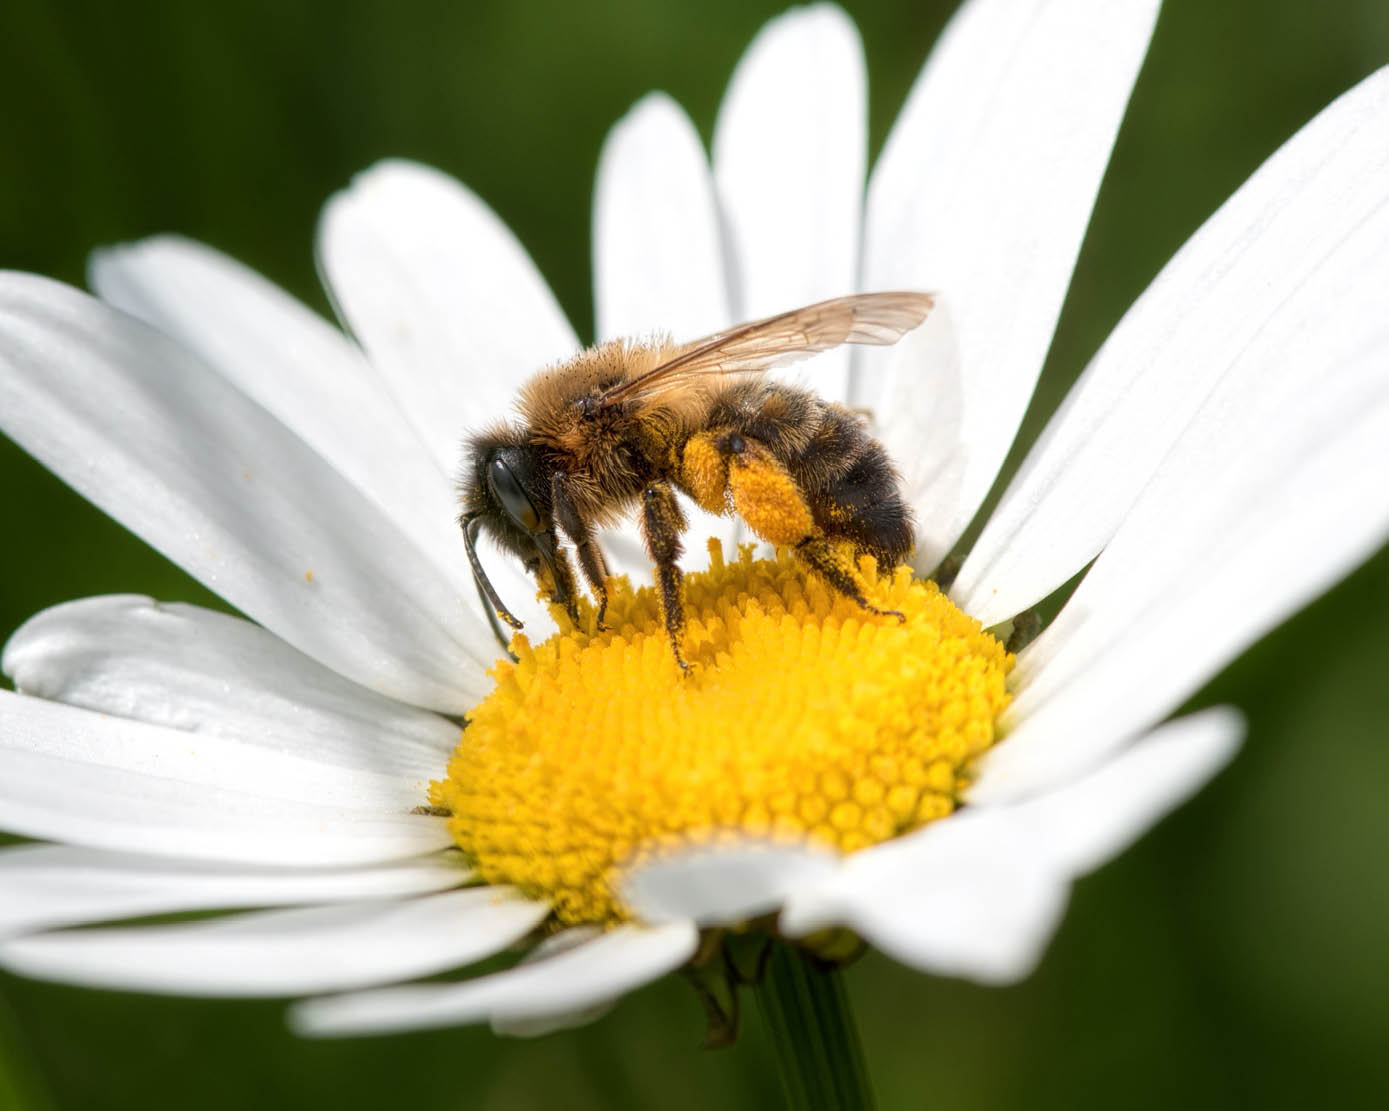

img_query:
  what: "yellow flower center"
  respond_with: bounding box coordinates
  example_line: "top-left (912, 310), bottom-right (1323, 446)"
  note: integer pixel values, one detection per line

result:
top-left (431, 542), bottom-right (1012, 926)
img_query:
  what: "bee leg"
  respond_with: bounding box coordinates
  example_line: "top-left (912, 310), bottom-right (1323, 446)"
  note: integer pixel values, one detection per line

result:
top-left (795, 536), bottom-right (905, 622)
top-left (724, 437), bottom-right (816, 548)
top-left (551, 473), bottom-right (610, 630)
top-left (679, 431), bottom-right (733, 514)
top-left (537, 541), bottom-right (582, 627)
top-left (575, 539), bottom-right (610, 630)
top-left (726, 441), bottom-right (903, 622)
top-left (641, 481), bottom-right (691, 672)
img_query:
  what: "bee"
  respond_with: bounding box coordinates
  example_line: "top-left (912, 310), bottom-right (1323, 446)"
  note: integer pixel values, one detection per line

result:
top-left (461, 292), bottom-right (934, 669)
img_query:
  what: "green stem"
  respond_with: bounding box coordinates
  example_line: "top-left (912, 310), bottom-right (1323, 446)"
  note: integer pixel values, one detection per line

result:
top-left (753, 943), bottom-right (875, 1111)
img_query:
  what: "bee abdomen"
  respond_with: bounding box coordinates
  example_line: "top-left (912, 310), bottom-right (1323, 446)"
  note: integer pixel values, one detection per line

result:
top-left (791, 401), bottom-right (913, 565)
top-left (699, 382), bottom-right (915, 567)
top-left (706, 382), bottom-right (817, 459)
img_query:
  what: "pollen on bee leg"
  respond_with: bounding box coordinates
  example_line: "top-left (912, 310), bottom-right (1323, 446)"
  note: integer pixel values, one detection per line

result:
top-left (727, 450), bottom-right (814, 547)
top-left (680, 432), bottom-right (730, 513)
top-left (431, 543), bottom-right (1014, 927)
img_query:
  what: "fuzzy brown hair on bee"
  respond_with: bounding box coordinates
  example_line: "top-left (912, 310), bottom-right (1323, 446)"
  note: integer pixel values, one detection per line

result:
top-left (460, 291), bottom-right (934, 670)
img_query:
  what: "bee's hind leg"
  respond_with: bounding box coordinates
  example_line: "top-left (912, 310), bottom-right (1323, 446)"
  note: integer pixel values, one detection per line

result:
top-left (640, 481), bottom-right (692, 672)
top-left (724, 439), bottom-right (903, 622)
top-left (794, 536), bottom-right (905, 622)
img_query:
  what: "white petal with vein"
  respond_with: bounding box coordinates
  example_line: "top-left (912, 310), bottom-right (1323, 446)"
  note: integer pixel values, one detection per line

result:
top-left (973, 332), bottom-right (1389, 802)
top-left (317, 159), bottom-right (579, 475)
top-left (0, 273), bottom-right (498, 709)
top-left (0, 693), bottom-right (450, 865)
top-left (292, 920), bottom-right (698, 1037)
top-left (0, 844), bottom-right (472, 939)
top-left (594, 92), bottom-right (731, 344)
top-left (995, 707), bottom-right (1244, 876)
top-left (4, 595), bottom-right (460, 781)
top-left (955, 65), bottom-right (1389, 626)
top-left (713, 2), bottom-right (866, 403)
top-left (785, 805), bottom-right (1066, 983)
top-left (0, 689), bottom-right (425, 812)
top-left (858, 0), bottom-right (1159, 570)
top-left (0, 887), bottom-right (548, 996)
top-left (592, 93), bottom-right (740, 572)
top-left (88, 236), bottom-right (463, 576)
top-left (489, 927), bottom-right (615, 1037)
top-left (784, 710), bottom-right (1242, 980)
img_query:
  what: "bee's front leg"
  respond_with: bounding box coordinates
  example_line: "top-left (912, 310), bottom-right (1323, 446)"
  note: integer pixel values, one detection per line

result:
top-left (551, 473), bottom-right (610, 630)
top-left (527, 536), bottom-right (581, 627)
top-left (640, 481), bottom-right (691, 672)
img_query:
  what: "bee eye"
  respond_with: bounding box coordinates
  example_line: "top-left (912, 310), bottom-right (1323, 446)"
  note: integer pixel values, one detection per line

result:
top-left (489, 456), bottom-right (540, 532)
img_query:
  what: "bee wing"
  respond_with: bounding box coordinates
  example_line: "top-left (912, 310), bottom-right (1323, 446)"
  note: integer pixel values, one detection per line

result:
top-left (596, 291), bottom-right (934, 408)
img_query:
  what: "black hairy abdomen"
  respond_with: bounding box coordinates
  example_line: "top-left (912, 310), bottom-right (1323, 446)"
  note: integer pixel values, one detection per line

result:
top-left (794, 403), bottom-right (913, 564)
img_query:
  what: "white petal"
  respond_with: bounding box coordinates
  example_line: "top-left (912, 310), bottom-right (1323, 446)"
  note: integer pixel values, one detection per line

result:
top-left (0, 843), bottom-right (472, 939)
top-left (955, 65), bottom-right (1389, 625)
top-left (781, 806), bottom-right (1067, 984)
top-left (713, 3), bottom-right (866, 403)
top-left (4, 595), bottom-right (459, 781)
top-left (976, 328), bottom-right (1389, 803)
top-left (489, 926), bottom-right (614, 1037)
top-left (317, 159), bottom-right (579, 476)
top-left (291, 920), bottom-right (698, 1037)
top-left (597, 525), bottom-right (742, 592)
top-left (0, 692), bottom-right (450, 865)
top-left (594, 93), bottom-right (731, 344)
top-left (620, 840), bottom-right (838, 926)
top-left (599, 514), bottom-right (743, 584)
top-left (594, 524), bottom-right (654, 583)
top-left (591, 93), bottom-right (742, 573)
top-left (989, 707), bottom-right (1244, 875)
top-left (88, 236), bottom-right (464, 575)
top-left (858, 0), bottom-right (1159, 570)
top-left (313, 159), bottom-right (569, 640)
top-left (1, 752), bottom-right (449, 867)
top-left (0, 689), bottom-right (426, 811)
top-left (784, 709), bottom-right (1242, 981)
top-left (0, 887), bottom-right (548, 997)
top-left (0, 273), bottom-right (501, 710)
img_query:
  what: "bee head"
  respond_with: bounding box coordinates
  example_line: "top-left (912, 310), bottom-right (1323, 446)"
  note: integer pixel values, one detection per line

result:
top-left (460, 428), bottom-right (567, 645)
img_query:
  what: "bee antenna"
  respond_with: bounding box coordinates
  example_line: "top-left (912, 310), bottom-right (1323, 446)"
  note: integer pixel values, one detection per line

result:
top-left (462, 514), bottom-right (525, 656)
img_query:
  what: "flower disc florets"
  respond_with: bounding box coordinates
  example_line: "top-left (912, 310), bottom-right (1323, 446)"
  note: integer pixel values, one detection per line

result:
top-left (431, 542), bottom-right (1013, 925)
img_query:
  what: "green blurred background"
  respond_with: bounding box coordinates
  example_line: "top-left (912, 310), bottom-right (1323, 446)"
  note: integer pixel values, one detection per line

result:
top-left (2, 1), bottom-right (1388, 1107)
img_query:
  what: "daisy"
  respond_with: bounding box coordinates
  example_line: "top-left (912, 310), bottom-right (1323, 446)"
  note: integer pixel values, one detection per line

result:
top-left (1, 0), bottom-right (1386, 1075)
